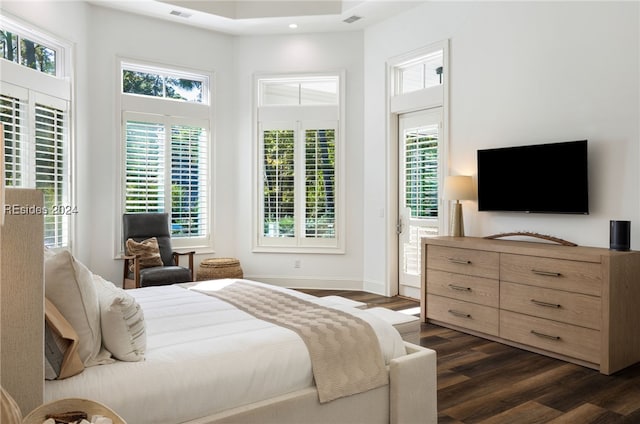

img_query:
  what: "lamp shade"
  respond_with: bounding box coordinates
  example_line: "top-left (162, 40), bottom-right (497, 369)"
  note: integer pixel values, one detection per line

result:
top-left (443, 175), bottom-right (475, 201)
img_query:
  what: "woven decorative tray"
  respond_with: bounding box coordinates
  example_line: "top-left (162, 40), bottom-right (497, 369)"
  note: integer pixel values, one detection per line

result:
top-left (22, 398), bottom-right (126, 424)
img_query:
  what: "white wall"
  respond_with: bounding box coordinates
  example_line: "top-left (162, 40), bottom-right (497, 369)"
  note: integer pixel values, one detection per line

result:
top-left (232, 32), bottom-right (366, 290)
top-left (363, 1), bottom-right (640, 292)
top-left (4, 1), bottom-right (639, 295)
top-left (84, 5), bottom-right (236, 283)
top-left (2, 2), bottom-right (365, 288)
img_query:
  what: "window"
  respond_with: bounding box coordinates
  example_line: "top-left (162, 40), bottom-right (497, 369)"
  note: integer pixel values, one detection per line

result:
top-left (1, 17), bottom-right (71, 248)
top-left (404, 124), bottom-right (439, 222)
top-left (120, 60), bottom-right (211, 249)
top-left (123, 116), bottom-right (208, 238)
top-left (256, 74), bottom-right (343, 252)
top-left (260, 77), bottom-right (339, 105)
top-left (396, 50), bottom-right (443, 95)
top-left (122, 63), bottom-right (207, 103)
top-left (1, 29), bottom-right (58, 76)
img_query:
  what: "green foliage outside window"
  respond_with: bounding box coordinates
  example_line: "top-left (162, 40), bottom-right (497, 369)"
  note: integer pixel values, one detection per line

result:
top-left (263, 129), bottom-right (295, 237)
top-left (0, 30), bottom-right (56, 76)
top-left (262, 128), bottom-right (336, 238)
top-left (305, 129), bottom-right (335, 238)
top-left (122, 70), bottom-right (203, 103)
top-left (405, 134), bottom-right (438, 219)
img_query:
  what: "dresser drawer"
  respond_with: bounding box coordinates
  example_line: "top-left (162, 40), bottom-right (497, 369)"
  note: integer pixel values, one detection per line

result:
top-left (500, 310), bottom-right (600, 364)
top-left (427, 295), bottom-right (499, 336)
top-left (426, 269), bottom-right (499, 308)
top-left (500, 253), bottom-right (601, 296)
top-left (500, 282), bottom-right (601, 330)
top-left (426, 246), bottom-right (499, 279)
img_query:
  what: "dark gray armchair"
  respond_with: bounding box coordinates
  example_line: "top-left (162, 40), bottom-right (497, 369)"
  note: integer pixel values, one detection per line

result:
top-left (122, 213), bottom-right (195, 289)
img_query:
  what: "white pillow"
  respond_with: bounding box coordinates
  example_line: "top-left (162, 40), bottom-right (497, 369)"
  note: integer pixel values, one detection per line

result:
top-left (94, 274), bottom-right (146, 362)
top-left (44, 250), bottom-right (112, 366)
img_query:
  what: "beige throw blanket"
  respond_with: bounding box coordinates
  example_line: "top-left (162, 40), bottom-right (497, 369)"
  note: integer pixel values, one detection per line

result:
top-left (199, 281), bottom-right (389, 403)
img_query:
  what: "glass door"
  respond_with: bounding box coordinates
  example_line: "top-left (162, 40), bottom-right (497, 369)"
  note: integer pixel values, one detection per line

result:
top-left (398, 108), bottom-right (442, 298)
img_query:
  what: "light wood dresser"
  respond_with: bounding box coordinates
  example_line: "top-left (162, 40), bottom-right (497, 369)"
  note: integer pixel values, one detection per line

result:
top-left (420, 236), bottom-right (640, 374)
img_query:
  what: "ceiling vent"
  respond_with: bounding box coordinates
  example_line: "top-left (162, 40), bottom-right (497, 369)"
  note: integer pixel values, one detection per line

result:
top-left (170, 10), bottom-right (192, 18)
top-left (343, 15), bottom-right (362, 24)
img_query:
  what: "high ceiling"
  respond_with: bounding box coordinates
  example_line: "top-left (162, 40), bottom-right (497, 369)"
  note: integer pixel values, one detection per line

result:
top-left (89, 0), bottom-right (424, 35)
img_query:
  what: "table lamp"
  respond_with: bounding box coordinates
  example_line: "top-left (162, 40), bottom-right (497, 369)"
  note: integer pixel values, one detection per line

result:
top-left (443, 175), bottom-right (475, 237)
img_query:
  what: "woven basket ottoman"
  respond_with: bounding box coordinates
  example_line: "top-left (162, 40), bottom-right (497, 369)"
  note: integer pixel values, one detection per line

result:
top-left (196, 257), bottom-right (243, 281)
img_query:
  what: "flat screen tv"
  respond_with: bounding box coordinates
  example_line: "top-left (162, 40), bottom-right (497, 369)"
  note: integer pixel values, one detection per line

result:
top-left (477, 140), bottom-right (589, 214)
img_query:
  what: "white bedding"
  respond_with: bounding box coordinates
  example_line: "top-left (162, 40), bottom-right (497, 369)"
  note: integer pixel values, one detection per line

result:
top-left (44, 279), bottom-right (406, 424)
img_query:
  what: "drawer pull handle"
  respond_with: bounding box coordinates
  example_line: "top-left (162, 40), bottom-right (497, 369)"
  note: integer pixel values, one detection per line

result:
top-left (449, 284), bottom-right (472, 292)
top-left (531, 269), bottom-right (562, 277)
top-left (530, 330), bottom-right (561, 341)
top-left (530, 299), bottom-right (562, 309)
top-left (448, 309), bottom-right (472, 318)
top-left (448, 258), bottom-right (471, 265)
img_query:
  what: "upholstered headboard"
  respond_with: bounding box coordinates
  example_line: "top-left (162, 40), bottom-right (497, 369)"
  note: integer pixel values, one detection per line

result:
top-left (0, 188), bottom-right (44, 415)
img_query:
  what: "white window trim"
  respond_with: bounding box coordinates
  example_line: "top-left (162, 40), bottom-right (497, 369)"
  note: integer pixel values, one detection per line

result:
top-left (0, 12), bottom-right (68, 78)
top-left (253, 71), bottom-right (346, 254)
top-left (115, 57), bottom-right (215, 258)
top-left (121, 60), bottom-right (211, 106)
top-left (0, 13), bottom-right (74, 250)
top-left (386, 39), bottom-right (450, 295)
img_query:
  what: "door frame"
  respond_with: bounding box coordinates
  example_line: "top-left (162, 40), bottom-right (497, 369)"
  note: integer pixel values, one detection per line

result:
top-left (385, 39), bottom-right (450, 297)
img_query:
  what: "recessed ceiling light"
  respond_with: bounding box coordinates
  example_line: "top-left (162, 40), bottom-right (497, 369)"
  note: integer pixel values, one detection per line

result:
top-left (289, 23), bottom-right (298, 29)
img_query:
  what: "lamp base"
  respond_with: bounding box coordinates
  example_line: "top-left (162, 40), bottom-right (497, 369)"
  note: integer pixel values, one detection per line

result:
top-left (450, 202), bottom-right (464, 237)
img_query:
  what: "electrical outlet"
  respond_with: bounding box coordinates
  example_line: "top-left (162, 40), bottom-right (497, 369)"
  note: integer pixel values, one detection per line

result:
top-left (294, 259), bottom-right (301, 268)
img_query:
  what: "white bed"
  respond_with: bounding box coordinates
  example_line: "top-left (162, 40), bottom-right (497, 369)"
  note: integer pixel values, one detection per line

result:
top-left (2, 190), bottom-right (436, 423)
top-left (43, 279), bottom-right (437, 423)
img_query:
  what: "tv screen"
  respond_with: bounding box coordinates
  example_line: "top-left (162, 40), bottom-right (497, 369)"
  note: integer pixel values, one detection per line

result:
top-left (477, 140), bottom-right (589, 214)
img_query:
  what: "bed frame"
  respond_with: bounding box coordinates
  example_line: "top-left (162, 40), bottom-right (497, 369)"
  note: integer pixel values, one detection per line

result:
top-left (1, 189), bottom-right (438, 424)
top-left (186, 342), bottom-right (437, 424)
top-left (1, 189), bottom-right (45, 415)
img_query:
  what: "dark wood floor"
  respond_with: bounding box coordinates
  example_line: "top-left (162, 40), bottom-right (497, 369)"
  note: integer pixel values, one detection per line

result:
top-left (300, 289), bottom-right (640, 424)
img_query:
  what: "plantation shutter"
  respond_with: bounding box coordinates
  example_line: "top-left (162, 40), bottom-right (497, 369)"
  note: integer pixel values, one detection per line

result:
top-left (0, 90), bottom-right (27, 187)
top-left (170, 123), bottom-right (207, 238)
top-left (34, 97), bottom-right (69, 247)
top-left (1, 83), bottom-right (70, 248)
top-left (261, 124), bottom-right (295, 239)
top-left (303, 123), bottom-right (336, 239)
top-left (405, 123), bottom-right (439, 219)
top-left (124, 119), bottom-right (165, 213)
top-left (124, 113), bottom-right (209, 240)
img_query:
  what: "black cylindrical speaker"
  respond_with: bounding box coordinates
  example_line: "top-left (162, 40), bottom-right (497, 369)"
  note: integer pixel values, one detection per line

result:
top-left (610, 220), bottom-right (631, 251)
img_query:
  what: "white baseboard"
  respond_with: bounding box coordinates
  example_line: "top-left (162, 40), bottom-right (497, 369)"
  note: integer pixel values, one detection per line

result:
top-left (362, 279), bottom-right (387, 296)
top-left (399, 285), bottom-right (420, 300)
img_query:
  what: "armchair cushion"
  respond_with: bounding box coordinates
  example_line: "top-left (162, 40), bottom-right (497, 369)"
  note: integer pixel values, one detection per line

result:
top-left (126, 237), bottom-right (163, 271)
top-left (137, 266), bottom-right (193, 287)
top-left (123, 213), bottom-right (173, 266)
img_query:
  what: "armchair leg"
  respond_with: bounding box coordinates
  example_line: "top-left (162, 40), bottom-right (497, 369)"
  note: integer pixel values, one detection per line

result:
top-left (122, 256), bottom-right (141, 289)
top-left (173, 251), bottom-right (196, 282)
